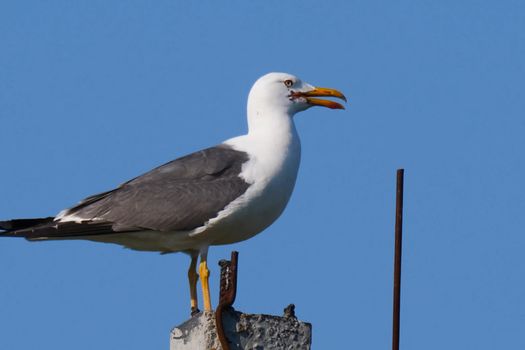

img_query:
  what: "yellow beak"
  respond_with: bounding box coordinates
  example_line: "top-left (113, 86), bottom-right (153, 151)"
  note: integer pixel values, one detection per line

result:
top-left (301, 87), bottom-right (347, 110)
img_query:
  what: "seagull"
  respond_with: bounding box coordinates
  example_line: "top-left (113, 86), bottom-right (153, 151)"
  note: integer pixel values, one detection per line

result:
top-left (0, 72), bottom-right (346, 314)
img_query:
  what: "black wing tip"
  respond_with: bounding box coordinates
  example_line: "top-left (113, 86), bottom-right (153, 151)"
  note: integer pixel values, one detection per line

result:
top-left (1, 215), bottom-right (144, 241)
top-left (0, 217), bottom-right (55, 233)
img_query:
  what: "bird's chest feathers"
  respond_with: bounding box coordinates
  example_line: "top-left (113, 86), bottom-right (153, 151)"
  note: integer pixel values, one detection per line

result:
top-left (213, 122), bottom-right (301, 241)
top-left (250, 152), bottom-right (298, 205)
top-left (237, 134), bottom-right (301, 223)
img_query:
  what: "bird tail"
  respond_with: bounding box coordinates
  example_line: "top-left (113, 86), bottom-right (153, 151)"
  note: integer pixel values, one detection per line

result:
top-left (1, 216), bottom-right (132, 240)
top-left (0, 217), bottom-right (55, 236)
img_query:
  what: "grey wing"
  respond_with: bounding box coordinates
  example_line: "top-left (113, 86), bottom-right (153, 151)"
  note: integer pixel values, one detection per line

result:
top-left (59, 144), bottom-right (251, 232)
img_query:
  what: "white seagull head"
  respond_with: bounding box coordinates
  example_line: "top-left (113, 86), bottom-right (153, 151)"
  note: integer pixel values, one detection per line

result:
top-left (247, 72), bottom-right (347, 117)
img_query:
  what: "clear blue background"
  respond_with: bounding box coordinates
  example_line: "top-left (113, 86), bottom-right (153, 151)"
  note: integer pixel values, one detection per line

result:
top-left (1, 1), bottom-right (524, 349)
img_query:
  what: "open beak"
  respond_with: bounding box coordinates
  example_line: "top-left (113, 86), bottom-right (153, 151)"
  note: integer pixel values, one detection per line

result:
top-left (294, 87), bottom-right (347, 110)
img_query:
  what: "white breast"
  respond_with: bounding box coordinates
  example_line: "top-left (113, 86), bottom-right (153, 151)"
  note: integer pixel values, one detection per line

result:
top-left (192, 115), bottom-right (302, 246)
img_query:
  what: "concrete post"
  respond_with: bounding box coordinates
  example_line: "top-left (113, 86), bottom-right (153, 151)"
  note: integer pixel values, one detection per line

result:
top-left (170, 306), bottom-right (312, 350)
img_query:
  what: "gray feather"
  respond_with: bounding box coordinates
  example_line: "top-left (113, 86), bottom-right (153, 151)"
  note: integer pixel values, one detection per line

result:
top-left (61, 144), bottom-right (251, 232)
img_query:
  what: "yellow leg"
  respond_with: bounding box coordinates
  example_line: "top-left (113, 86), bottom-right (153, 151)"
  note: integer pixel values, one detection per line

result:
top-left (199, 255), bottom-right (212, 312)
top-left (188, 254), bottom-right (199, 315)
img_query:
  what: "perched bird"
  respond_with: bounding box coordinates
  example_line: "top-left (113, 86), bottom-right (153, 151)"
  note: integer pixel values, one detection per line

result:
top-left (0, 72), bottom-right (346, 314)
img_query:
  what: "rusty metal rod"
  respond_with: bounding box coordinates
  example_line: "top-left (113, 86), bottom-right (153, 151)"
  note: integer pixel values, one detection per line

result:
top-left (215, 251), bottom-right (239, 350)
top-left (392, 169), bottom-right (404, 350)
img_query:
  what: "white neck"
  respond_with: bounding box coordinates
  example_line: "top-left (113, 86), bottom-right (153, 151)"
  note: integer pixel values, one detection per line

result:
top-left (247, 91), bottom-right (295, 132)
top-left (225, 101), bottom-right (301, 186)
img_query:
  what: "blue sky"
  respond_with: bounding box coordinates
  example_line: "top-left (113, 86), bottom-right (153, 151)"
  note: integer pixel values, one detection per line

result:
top-left (1, 1), bottom-right (524, 349)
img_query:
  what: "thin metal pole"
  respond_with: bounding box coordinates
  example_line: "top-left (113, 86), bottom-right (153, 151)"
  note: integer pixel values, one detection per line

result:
top-left (392, 169), bottom-right (404, 350)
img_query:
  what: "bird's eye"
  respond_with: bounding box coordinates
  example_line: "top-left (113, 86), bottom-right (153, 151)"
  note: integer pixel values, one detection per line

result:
top-left (284, 79), bottom-right (294, 88)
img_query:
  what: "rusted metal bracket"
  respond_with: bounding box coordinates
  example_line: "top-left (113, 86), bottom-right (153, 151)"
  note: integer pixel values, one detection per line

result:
top-left (215, 251), bottom-right (239, 350)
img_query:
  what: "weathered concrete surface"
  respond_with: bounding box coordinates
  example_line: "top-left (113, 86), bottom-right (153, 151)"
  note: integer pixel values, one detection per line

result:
top-left (170, 307), bottom-right (312, 350)
top-left (170, 311), bottom-right (219, 350)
